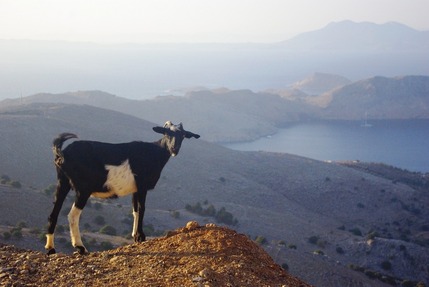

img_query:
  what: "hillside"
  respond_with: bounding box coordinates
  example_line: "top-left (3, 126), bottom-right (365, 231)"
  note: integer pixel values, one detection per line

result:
top-left (1, 103), bottom-right (428, 286)
top-left (290, 72), bottom-right (352, 95)
top-left (2, 75), bottom-right (429, 143)
top-left (0, 222), bottom-right (310, 287)
top-left (320, 75), bottom-right (429, 119)
top-left (0, 90), bottom-right (315, 142)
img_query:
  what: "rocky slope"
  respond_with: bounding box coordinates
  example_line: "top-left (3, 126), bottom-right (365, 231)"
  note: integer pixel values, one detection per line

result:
top-left (0, 222), bottom-right (310, 287)
top-left (1, 103), bottom-right (428, 286)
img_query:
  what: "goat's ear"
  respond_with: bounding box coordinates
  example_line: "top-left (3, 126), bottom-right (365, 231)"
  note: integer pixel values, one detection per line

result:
top-left (153, 126), bottom-right (167, 134)
top-left (185, 131), bottom-right (200, 139)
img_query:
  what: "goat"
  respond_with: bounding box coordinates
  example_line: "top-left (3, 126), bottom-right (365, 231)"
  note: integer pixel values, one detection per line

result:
top-left (45, 121), bottom-right (200, 254)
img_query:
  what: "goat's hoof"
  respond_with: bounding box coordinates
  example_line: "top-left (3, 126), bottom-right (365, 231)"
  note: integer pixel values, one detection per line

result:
top-left (74, 246), bottom-right (88, 255)
top-left (46, 248), bottom-right (56, 255)
top-left (133, 233), bottom-right (146, 243)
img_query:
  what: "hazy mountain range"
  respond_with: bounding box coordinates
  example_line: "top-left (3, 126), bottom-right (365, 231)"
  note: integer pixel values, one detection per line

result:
top-left (1, 20), bottom-right (428, 100)
top-left (2, 74), bottom-right (428, 142)
top-left (279, 20), bottom-right (429, 51)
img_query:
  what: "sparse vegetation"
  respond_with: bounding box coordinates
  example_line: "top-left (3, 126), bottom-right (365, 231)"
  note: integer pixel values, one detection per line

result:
top-left (335, 246), bottom-right (344, 254)
top-left (185, 201), bottom-right (238, 226)
top-left (170, 210), bottom-right (180, 219)
top-left (94, 215), bottom-right (106, 226)
top-left (3, 231), bottom-right (11, 240)
top-left (100, 241), bottom-right (114, 250)
top-left (43, 184), bottom-right (56, 196)
top-left (281, 263), bottom-right (289, 271)
top-left (0, 175), bottom-right (22, 188)
top-left (254, 236), bottom-right (267, 245)
top-left (380, 260), bottom-right (392, 271)
top-left (10, 181), bottom-right (22, 188)
top-left (1, 174), bottom-right (11, 184)
top-left (308, 235), bottom-right (319, 245)
top-left (99, 225), bottom-right (117, 236)
top-left (349, 227), bottom-right (362, 236)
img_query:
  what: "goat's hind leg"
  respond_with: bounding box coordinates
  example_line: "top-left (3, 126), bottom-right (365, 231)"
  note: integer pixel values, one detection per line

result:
top-left (46, 173), bottom-right (71, 254)
top-left (132, 190), bottom-right (148, 242)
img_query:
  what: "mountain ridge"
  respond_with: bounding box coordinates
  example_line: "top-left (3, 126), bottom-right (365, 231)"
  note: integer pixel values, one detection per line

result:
top-left (2, 74), bottom-right (428, 142)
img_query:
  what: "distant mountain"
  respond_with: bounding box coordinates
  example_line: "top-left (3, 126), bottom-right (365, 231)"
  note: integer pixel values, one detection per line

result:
top-left (2, 75), bottom-right (429, 142)
top-left (320, 75), bottom-right (429, 119)
top-left (290, 72), bottom-right (352, 95)
top-left (280, 20), bottom-right (429, 51)
top-left (1, 103), bottom-right (428, 286)
top-left (0, 89), bottom-right (316, 142)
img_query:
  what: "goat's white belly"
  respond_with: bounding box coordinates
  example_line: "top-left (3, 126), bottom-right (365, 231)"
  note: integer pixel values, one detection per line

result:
top-left (92, 159), bottom-right (137, 198)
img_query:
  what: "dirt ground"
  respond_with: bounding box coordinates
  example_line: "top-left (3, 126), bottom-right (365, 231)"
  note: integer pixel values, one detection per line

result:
top-left (0, 222), bottom-right (311, 287)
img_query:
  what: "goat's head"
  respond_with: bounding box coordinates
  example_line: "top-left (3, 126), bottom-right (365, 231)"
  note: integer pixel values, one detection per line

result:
top-left (153, 121), bottom-right (200, 156)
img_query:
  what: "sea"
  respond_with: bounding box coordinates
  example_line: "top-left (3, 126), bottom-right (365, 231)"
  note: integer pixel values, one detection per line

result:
top-left (223, 120), bottom-right (429, 173)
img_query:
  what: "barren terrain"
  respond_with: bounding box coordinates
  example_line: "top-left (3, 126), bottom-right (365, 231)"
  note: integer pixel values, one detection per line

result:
top-left (0, 222), bottom-right (310, 287)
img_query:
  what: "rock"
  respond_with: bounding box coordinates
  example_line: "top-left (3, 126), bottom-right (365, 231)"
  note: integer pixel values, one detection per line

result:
top-left (185, 221), bottom-right (199, 231)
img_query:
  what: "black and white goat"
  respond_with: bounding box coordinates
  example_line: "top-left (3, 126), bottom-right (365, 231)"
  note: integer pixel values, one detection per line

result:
top-left (45, 121), bottom-right (200, 254)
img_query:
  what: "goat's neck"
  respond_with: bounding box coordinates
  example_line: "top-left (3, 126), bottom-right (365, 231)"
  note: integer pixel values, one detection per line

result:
top-left (154, 138), bottom-right (172, 160)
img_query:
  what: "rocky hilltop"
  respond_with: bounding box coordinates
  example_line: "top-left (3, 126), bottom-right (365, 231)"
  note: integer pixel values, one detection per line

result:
top-left (0, 222), bottom-right (310, 287)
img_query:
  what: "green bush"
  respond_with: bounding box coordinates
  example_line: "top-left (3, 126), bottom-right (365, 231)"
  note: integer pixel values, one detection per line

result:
top-left (380, 260), bottom-right (392, 271)
top-left (254, 236), bottom-right (267, 245)
top-left (281, 263), bottom-right (289, 271)
top-left (215, 207), bottom-right (238, 225)
top-left (100, 241), bottom-right (113, 251)
top-left (336, 246), bottom-right (345, 254)
top-left (1, 174), bottom-right (11, 184)
top-left (94, 215), bottom-right (106, 225)
top-left (170, 210), bottom-right (180, 219)
top-left (10, 181), bottom-right (22, 188)
top-left (12, 230), bottom-right (22, 239)
top-left (44, 184), bottom-right (56, 196)
top-left (99, 225), bottom-right (117, 236)
top-left (364, 270), bottom-right (378, 279)
top-left (308, 235), bottom-right (319, 245)
top-left (349, 228), bottom-right (362, 236)
top-left (3, 232), bottom-right (11, 240)
top-left (143, 224), bottom-right (155, 236)
top-left (186, 201), bottom-right (238, 226)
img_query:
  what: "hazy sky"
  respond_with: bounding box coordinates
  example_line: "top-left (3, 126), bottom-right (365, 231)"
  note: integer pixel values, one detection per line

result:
top-left (1, 0), bottom-right (428, 43)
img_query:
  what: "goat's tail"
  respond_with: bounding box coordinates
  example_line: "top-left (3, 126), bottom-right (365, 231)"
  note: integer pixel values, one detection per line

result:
top-left (53, 133), bottom-right (77, 167)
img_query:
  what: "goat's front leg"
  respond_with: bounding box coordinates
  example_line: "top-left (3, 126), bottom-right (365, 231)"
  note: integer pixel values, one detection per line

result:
top-left (132, 190), bottom-right (148, 242)
top-left (69, 194), bottom-right (90, 254)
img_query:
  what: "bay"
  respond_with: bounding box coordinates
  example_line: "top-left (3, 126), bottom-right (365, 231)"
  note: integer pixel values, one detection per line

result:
top-left (224, 120), bottom-right (429, 173)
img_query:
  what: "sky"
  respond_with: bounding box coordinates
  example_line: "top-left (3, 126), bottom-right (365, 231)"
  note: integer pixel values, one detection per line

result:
top-left (1, 0), bottom-right (429, 43)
